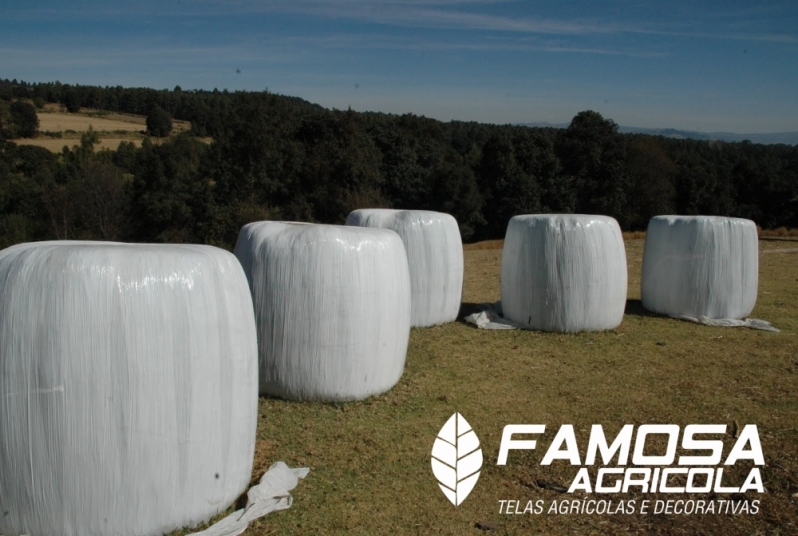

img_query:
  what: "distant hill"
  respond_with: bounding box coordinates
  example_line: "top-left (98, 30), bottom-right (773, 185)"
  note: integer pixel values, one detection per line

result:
top-left (617, 126), bottom-right (798, 145)
top-left (521, 122), bottom-right (798, 145)
top-left (522, 122), bottom-right (570, 129)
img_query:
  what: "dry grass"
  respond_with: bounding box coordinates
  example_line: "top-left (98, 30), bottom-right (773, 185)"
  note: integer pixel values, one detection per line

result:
top-left (463, 239), bottom-right (504, 251)
top-left (22, 109), bottom-right (193, 153)
top-left (37, 112), bottom-right (147, 132)
top-left (16, 136), bottom-right (210, 153)
top-left (759, 227), bottom-right (798, 239)
top-left (623, 230), bottom-right (647, 239)
top-left (15, 137), bottom-right (146, 152)
top-left (172, 238), bottom-right (796, 536)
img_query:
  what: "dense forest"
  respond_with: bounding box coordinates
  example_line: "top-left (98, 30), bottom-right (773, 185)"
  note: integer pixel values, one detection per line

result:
top-left (0, 78), bottom-right (796, 250)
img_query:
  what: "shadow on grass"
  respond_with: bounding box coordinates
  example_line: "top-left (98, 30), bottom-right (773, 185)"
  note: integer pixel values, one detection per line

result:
top-left (457, 301), bottom-right (487, 320)
top-left (459, 299), bottom-right (663, 321)
top-left (624, 299), bottom-right (659, 318)
top-left (760, 236), bottom-right (798, 242)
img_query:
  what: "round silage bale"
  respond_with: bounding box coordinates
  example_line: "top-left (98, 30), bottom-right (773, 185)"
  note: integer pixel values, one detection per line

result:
top-left (500, 215), bottom-right (628, 332)
top-left (641, 215), bottom-right (758, 319)
top-left (345, 209), bottom-right (463, 327)
top-left (234, 222), bottom-right (411, 401)
top-left (0, 241), bottom-right (258, 536)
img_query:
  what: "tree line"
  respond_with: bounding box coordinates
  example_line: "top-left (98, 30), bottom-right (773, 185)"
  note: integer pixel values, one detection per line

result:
top-left (0, 78), bottom-right (796, 251)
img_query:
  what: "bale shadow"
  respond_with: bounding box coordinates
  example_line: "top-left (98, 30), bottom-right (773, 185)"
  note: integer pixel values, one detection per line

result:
top-left (460, 300), bottom-right (663, 321)
top-left (458, 301), bottom-right (486, 320)
top-left (624, 299), bottom-right (659, 318)
top-left (760, 236), bottom-right (798, 242)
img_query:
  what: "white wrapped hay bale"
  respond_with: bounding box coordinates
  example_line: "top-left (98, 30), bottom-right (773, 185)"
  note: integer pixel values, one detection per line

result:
top-left (0, 241), bottom-right (258, 536)
top-left (235, 222), bottom-right (411, 401)
top-left (500, 215), bottom-right (627, 332)
top-left (641, 215), bottom-right (758, 320)
top-left (345, 209), bottom-right (463, 327)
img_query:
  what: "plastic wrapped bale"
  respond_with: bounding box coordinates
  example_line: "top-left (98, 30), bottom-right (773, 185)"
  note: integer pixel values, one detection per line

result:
top-left (0, 241), bottom-right (258, 536)
top-left (500, 215), bottom-right (627, 332)
top-left (234, 222), bottom-right (411, 401)
top-left (641, 215), bottom-right (758, 320)
top-left (345, 209), bottom-right (463, 327)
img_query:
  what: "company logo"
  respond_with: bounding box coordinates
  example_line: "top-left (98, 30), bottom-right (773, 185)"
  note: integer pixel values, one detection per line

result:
top-left (431, 412), bottom-right (483, 506)
top-left (430, 417), bottom-right (765, 513)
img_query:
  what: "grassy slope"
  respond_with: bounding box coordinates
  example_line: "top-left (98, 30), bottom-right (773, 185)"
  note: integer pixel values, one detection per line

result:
top-left (176, 238), bottom-right (797, 536)
top-left (13, 106), bottom-right (193, 152)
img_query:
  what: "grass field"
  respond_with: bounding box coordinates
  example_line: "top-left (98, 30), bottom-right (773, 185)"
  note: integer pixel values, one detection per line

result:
top-left (15, 137), bottom-right (146, 151)
top-left (37, 112), bottom-right (148, 132)
top-left (177, 238), bottom-right (797, 536)
top-left (14, 108), bottom-right (192, 152)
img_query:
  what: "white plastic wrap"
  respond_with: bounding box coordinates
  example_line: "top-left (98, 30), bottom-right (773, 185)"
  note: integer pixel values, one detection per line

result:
top-left (641, 215), bottom-right (758, 320)
top-left (234, 222), bottom-right (411, 401)
top-left (0, 241), bottom-right (258, 536)
top-left (346, 209), bottom-right (463, 327)
top-left (463, 302), bottom-right (520, 330)
top-left (188, 462), bottom-right (309, 536)
top-left (674, 315), bottom-right (778, 332)
top-left (500, 215), bottom-right (628, 332)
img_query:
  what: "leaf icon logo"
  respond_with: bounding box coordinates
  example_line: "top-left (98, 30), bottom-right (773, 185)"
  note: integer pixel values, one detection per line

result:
top-left (431, 412), bottom-right (483, 506)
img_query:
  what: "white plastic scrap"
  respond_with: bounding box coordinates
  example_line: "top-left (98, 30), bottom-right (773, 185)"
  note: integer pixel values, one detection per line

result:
top-left (463, 302), bottom-right (520, 330)
top-left (235, 221), bottom-right (412, 401)
top-left (0, 241), bottom-right (258, 536)
top-left (346, 209), bottom-right (464, 327)
top-left (500, 214), bottom-right (628, 332)
top-left (673, 315), bottom-right (779, 332)
top-left (188, 462), bottom-right (310, 536)
top-left (642, 215), bottom-right (759, 320)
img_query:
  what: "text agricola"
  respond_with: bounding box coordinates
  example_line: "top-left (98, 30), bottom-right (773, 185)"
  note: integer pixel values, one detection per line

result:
top-left (496, 424), bottom-right (764, 494)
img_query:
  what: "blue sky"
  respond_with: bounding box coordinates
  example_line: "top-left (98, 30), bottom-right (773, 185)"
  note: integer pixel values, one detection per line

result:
top-left (1, 1), bottom-right (797, 133)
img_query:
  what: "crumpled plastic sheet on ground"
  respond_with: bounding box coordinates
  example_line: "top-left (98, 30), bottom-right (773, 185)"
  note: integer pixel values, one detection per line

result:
top-left (234, 221), bottom-right (411, 401)
top-left (463, 302), bottom-right (520, 330)
top-left (346, 209), bottom-right (464, 327)
top-left (0, 241), bottom-right (258, 536)
top-left (188, 462), bottom-right (309, 536)
top-left (500, 214), bottom-right (627, 332)
top-left (641, 215), bottom-right (759, 320)
top-left (672, 315), bottom-right (780, 332)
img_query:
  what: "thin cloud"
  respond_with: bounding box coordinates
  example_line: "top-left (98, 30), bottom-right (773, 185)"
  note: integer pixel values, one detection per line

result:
top-left (629, 26), bottom-right (798, 44)
top-left (673, 31), bottom-right (796, 43)
top-left (240, 2), bottom-right (627, 36)
top-left (250, 31), bottom-right (668, 58)
top-left (539, 46), bottom-right (668, 58)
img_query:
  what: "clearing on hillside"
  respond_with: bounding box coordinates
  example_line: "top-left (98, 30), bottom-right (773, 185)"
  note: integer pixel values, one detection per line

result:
top-left (15, 138), bottom-right (145, 152)
top-left (14, 108), bottom-right (194, 153)
top-left (37, 112), bottom-right (146, 132)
